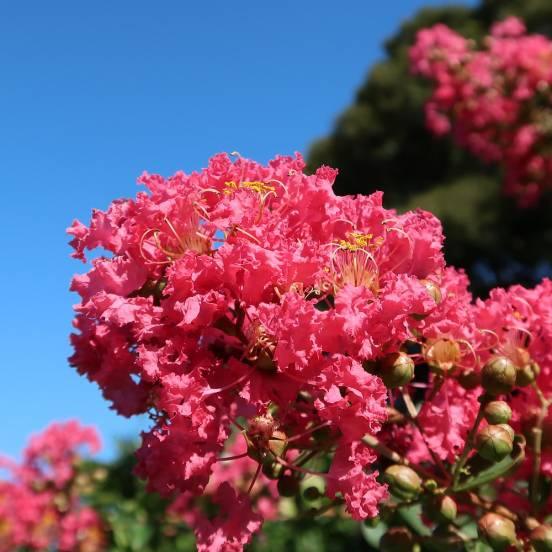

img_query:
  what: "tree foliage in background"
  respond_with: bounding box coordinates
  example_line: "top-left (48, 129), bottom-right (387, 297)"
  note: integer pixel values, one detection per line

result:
top-left (308, 0), bottom-right (552, 295)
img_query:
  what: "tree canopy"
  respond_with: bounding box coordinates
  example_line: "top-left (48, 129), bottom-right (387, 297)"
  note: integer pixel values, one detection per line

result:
top-left (308, 0), bottom-right (552, 295)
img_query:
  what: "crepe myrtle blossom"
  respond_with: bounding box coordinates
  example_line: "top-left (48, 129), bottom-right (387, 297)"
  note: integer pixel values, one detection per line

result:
top-left (68, 152), bottom-right (552, 549)
top-left (67, 152), bottom-right (452, 548)
top-left (0, 421), bottom-right (104, 552)
top-left (410, 17), bottom-right (552, 206)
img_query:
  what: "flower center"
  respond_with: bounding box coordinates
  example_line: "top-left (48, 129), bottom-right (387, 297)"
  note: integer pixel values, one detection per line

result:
top-left (424, 338), bottom-right (462, 374)
top-left (224, 180), bottom-right (276, 196)
top-left (140, 214), bottom-right (211, 264)
top-left (246, 323), bottom-right (277, 372)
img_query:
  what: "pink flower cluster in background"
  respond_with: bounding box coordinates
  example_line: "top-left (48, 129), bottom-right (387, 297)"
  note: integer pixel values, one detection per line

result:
top-left (0, 421), bottom-right (104, 552)
top-left (68, 153), bottom-right (552, 550)
top-left (410, 17), bottom-right (552, 206)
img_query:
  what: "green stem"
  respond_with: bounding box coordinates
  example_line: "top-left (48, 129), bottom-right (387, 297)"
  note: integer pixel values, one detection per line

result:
top-left (362, 434), bottom-right (439, 482)
top-left (452, 395), bottom-right (488, 488)
top-left (401, 387), bottom-right (449, 481)
top-left (529, 382), bottom-right (549, 510)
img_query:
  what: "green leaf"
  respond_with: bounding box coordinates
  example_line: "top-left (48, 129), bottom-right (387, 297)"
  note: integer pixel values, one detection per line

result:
top-left (465, 541), bottom-right (493, 552)
top-left (360, 519), bottom-right (388, 548)
top-left (452, 436), bottom-right (525, 493)
top-left (397, 504), bottom-right (431, 537)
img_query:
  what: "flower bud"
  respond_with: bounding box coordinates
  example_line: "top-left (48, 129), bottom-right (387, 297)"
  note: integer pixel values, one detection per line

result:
top-left (484, 401), bottom-right (512, 424)
top-left (268, 429), bottom-right (288, 458)
top-left (380, 527), bottom-right (415, 552)
top-left (423, 479), bottom-right (438, 492)
top-left (277, 474), bottom-right (300, 497)
top-left (478, 513), bottom-right (516, 551)
top-left (420, 279), bottom-right (442, 304)
top-left (516, 360), bottom-right (540, 387)
top-left (425, 338), bottom-right (461, 376)
top-left (530, 524), bottom-right (552, 552)
top-left (380, 352), bottom-right (415, 389)
top-left (497, 423), bottom-right (515, 441)
top-left (476, 425), bottom-right (513, 462)
top-left (426, 495), bottom-right (457, 523)
top-left (383, 465), bottom-right (422, 500)
top-left (481, 357), bottom-right (517, 396)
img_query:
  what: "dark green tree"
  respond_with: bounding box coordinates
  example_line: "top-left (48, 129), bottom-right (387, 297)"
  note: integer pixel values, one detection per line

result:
top-left (308, 0), bottom-right (552, 295)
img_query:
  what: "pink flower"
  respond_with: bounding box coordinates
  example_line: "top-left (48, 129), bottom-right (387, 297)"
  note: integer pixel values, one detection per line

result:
top-left (0, 422), bottom-right (104, 552)
top-left (410, 18), bottom-right (552, 204)
top-left (193, 483), bottom-right (263, 552)
top-left (327, 441), bottom-right (388, 520)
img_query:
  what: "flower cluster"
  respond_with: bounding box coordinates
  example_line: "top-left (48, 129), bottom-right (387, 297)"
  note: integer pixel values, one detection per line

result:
top-left (0, 421), bottom-right (105, 552)
top-left (69, 153), bottom-right (552, 550)
top-left (410, 17), bottom-right (552, 206)
top-left (68, 152), bottom-right (449, 548)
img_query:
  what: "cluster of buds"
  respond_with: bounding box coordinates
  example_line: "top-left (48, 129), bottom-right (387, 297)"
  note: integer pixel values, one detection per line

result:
top-left (68, 153), bottom-right (552, 550)
top-left (0, 422), bottom-right (105, 552)
top-left (410, 17), bottom-right (552, 206)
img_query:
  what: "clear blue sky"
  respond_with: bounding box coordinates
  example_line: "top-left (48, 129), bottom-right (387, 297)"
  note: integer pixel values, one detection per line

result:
top-left (0, 0), bottom-right (473, 460)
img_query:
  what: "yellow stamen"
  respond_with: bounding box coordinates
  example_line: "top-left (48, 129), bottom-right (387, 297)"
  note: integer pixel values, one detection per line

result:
top-left (224, 180), bottom-right (276, 195)
top-left (337, 231), bottom-right (385, 252)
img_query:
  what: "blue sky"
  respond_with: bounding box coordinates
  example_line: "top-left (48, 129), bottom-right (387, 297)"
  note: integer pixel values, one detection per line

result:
top-left (0, 0), bottom-right (473, 460)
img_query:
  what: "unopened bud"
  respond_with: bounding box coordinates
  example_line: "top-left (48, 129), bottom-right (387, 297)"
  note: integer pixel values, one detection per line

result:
top-left (383, 465), bottom-right (422, 500)
top-left (478, 513), bottom-right (516, 551)
top-left (268, 430), bottom-right (288, 458)
top-left (277, 474), bottom-right (300, 497)
top-left (484, 401), bottom-right (512, 424)
top-left (426, 495), bottom-right (457, 523)
top-left (530, 524), bottom-right (552, 552)
top-left (380, 527), bottom-right (415, 552)
top-left (516, 361), bottom-right (540, 387)
top-left (481, 357), bottom-right (517, 396)
top-left (380, 352), bottom-right (415, 389)
top-left (476, 425), bottom-right (513, 462)
top-left (497, 423), bottom-right (515, 441)
top-left (423, 479), bottom-right (438, 493)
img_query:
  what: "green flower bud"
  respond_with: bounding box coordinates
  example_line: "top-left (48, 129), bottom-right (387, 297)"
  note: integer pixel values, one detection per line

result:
top-left (383, 465), bottom-right (422, 500)
top-left (423, 479), bottom-right (439, 493)
top-left (380, 352), bottom-right (415, 389)
top-left (530, 524), bottom-right (552, 552)
top-left (268, 429), bottom-right (288, 458)
top-left (476, 425), bottom-right (514, 462)
top-left (380, 527), bottom-right (415, 552)
top-left (481, 357), bottom-right (517, 396)
top-left (478, 513), bottom-right (516, 551)
top-left (277, 474), bottom-right (300, 497)
top-left (484, 401), bottom-right (512, 424)
top-left (516, 361), bottom-right (540, 387)
top-left (426, 495), bottom-right (457, 523)
top-left (497, 423), bottom-right (515, 441)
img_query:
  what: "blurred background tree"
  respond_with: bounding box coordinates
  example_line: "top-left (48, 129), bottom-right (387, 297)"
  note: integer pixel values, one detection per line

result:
top-left (308, 0), bottom-right (552, 296)
top-left (83, 443), bottom-right (365, 551)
